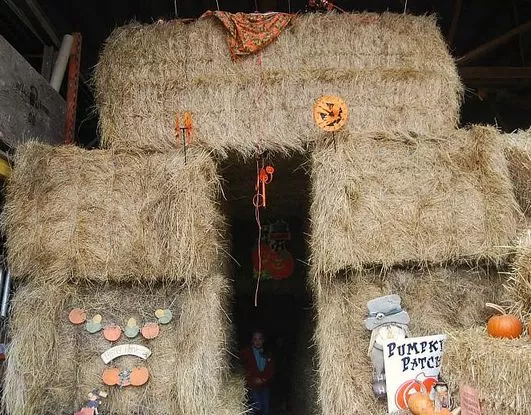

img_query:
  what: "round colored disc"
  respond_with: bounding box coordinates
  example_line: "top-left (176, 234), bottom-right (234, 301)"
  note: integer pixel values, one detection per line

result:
top-left (68, 308), bottom-right (87, 325)
top-left (102, 368), bottom-right (120, 386)
top-left (130, 367), bottom-right (149, 386)
top-left (313, 95), bottom-right (349, 132)
top-left (103, 324), bottom-right (122, 342)
top-left (141, 323), bottom-right (160, 340)
top-left (155, 309), bottom-right (173, 325)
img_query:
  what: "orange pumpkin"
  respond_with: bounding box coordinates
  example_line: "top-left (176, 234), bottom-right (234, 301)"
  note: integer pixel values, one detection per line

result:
top-left (486, 303), bottom-right (522, 339)
top-left (68, 308), bottom-right (87, 325)
top-left (407, 383), bottom-right (434, 415)
top-left (130, 367), bottom-right (150, 386)
top-left (103, 325), bottom-right (122, 342)
top-left (141, 323), bottom-right (160, 340)
top-left (102, 368), bottom-right (120, 386)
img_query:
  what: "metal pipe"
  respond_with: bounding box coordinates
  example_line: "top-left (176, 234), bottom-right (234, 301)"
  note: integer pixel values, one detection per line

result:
top-left (1, 267), bottom-right (12, 318)
top-left (50, 34), bottom-right (73, 92)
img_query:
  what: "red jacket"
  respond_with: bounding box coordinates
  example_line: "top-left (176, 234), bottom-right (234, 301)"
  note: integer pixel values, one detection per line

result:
top-left (241, 346), bottom-right (274, 390)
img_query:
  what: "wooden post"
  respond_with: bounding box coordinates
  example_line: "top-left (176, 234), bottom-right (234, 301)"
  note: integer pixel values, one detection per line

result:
top-left (447, 0), bottom-right (462, 47)
top-left (64, 33), bottom-right (82, 145)
top-left (41, 45), bottom-right (54, 83)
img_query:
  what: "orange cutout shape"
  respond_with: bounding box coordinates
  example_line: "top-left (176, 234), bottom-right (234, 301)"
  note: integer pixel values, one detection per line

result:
top-left (130, 367), bottom-right (150, 386)
top-left (102, 368), bottom-right (120, 386)
top-left (313, 95), bottom-right (349, 132)
top-left (141, 323), bottom-right (160, 340)
top-left (68, 308), bottom-right (87, 325)
top-left (103, 325), bottom-right (122, 342)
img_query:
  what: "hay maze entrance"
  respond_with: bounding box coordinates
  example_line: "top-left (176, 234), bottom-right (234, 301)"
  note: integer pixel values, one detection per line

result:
top-left (220, 153), bottom-right (317, 415)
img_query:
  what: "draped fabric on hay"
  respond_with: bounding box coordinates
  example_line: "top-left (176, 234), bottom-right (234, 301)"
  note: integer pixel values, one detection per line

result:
top-left (310, 126), bottom-right (521, 281)
top-left (94, 13), bottom-right (462, 157)
top-left (1, 143), bottom-right (226, 285)
top-left (3, 276), bottom-right (244, 415)
top-left (313, 267), bottom-right (506, 415)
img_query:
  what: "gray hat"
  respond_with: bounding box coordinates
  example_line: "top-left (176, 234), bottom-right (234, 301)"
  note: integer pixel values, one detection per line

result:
top-left (364, 294), bottom-right (410, 330)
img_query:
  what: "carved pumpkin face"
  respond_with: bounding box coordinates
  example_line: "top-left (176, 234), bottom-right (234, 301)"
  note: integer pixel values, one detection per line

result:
top-left (395, 377), bottom-right (437, 410)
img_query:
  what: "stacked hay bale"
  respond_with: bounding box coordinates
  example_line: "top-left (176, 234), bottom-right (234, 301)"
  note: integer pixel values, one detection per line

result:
top-left (94, 12), bottom-right (462, 158)
top-left (66, 9), bottom-right (526, 415)
top-left (501, 129), bottom-right (531, 219)
top-left (1, 144), bottom-right (244, 415)
top-left (309, 129), bottom-right (522, 415)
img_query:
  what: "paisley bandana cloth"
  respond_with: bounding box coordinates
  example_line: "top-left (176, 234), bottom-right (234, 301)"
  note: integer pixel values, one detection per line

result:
top-left (201, 11), bottom-right (294, 59)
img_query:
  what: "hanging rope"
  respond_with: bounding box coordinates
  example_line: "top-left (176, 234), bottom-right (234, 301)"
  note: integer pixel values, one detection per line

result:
top-left (253, 51), bottom-right (265, 308)
top-left (174, 0), bottom-right (178, 17)
top-left (288, 0), bottom-right (291, 13)
top-left (403, 0), bottom-right (408, 14)
top-left (215, 0), bottom-right (220, 11)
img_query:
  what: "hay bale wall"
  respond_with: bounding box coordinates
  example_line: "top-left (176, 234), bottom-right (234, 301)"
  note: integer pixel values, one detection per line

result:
top-left (94, 12), bottom-right (461, 157)
top-left (3, 275), bottom-right (243, 415)
top-left (1, 143), bottom-right (225, 285)
top-left (310, 127), bottom-right (521, 278)
top-left (442, 328), bottom-right (531, 415)
top-left (502, 129), bottom-right (531, 217)
top-left (314, 266), bottom-right (505, 415)
top-left (507, 230), bottom-right (531, 319)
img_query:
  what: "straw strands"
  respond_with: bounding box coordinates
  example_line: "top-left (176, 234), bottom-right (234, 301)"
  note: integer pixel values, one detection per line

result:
top-left (314, 266), bottom-right (505, 415)
top-left (1, 142), bottom-right (226, 285)
top-left (442, 328), bottom-right (531, 415)
top-left (310, 126), bottom-right (521, 279)
top-left (3, 275), bottom-right (241, 415)
top-left (94, 12), bottom-right (462, 157)
top-left (502, 129), bottom-right (531, 217)
top-left (506, 230), bottom-right (531, 319)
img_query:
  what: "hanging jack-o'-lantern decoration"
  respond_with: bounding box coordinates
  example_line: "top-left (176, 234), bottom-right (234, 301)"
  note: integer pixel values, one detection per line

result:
top-left (313, 95), bottom-right (349, 132)
top-left (252, 220), bottom-right (295, 280)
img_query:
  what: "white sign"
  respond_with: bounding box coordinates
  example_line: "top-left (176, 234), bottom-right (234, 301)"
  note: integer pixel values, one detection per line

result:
top-left (100, 344), bottom-right (152, 364)
top-left (383, 334), bottom-right (446, 413)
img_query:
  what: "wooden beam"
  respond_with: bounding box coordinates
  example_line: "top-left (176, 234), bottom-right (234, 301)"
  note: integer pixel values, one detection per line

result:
top-left (459, 66), bottom-right (531, 85)
top-left (447, 0), bottom-right (462, 47)
top-left (457, 19), bottom-right (531, 65)
top-left (0, 36), bottom-right (65, 147)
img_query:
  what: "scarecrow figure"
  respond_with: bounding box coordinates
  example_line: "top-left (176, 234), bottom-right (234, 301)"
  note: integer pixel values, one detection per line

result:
top-left (364, 294), bottom-right (410, 398)
top-left (74, 389), bottom-right (108, 415)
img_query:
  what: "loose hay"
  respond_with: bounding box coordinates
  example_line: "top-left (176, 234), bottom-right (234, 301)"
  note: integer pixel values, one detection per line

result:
top-left (442, 327), bottom-right (531, 415)
top-left (3, 275), bottom-right (239, 415)
top-left (310, 126), bottom-right (521, 279)
top-left (314, 266), bottom-right (506, 415)
top-left (94, 12), bottom-right (462, 157)
top-left (501, 129), bottom-right (531, 217)
top-left (1, 142), bottom-right (226, 285)
top-left (506, 230), bottom-right (531, 319)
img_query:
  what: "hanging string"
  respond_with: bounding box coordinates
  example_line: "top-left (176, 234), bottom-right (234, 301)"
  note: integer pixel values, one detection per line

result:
top-left (174, 0), bottom-right (178, 17)
top-left (215, 0), bottom-right (220, 11)
top-left (403, 0), bottom-right (408, 14)
top-left (254, 0), bottom-right (259, 12)
top-left (288, 0), bottom-right (291, 13)
top-left (254, 50), bottom-right (265, 308)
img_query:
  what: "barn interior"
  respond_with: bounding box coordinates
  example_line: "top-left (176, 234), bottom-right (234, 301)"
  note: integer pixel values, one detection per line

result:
top-left (1, 1), bottom-right (531, 415)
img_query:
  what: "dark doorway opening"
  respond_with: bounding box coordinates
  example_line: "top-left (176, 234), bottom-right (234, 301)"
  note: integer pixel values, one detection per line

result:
top-left (220, 153), bottom-right (316, 415)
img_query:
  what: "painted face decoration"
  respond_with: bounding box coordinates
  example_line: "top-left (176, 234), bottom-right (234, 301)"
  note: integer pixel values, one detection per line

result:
top-left (68, 308), bottom-right (173, 388)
